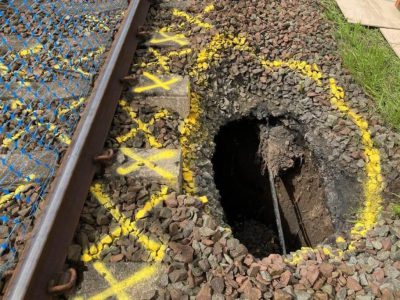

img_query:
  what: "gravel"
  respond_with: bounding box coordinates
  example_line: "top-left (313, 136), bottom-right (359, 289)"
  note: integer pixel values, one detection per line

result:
top-left (71, 0), bottom-right (400, 298)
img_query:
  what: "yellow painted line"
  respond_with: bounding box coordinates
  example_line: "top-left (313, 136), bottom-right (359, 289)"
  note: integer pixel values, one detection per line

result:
top-left (142, 48), bottom-right (192, 72)
top-left (119, 99), bottom-right (137, 119)
top-left (203, 4), bottom-right (215, 13)
top-left (58, 97), bottom-right (86, 116)
top-left (19, 43), bottom-right (43, 57)
top-left (261, 59), bottom-right (322, 84)
top-left (134, 186), bottom-right (169, 220)
top-left (0, 63), bottom-right (9, 75)
top-left (84, 15), bottom-right (111, 32)
top-left (185, 30), bottom-right (383, 258)
top-left (92, 262), bottom-right (130, 300)
top-left (116, 148), bottom-right (177, 184)
top-left (329, 79), bottom-right (383, 238)
top-left (117, 150), bottom-right (177, 175)
top-left (87, 264), bottom-right (158, 300)
top-left (0, 174), bottom-right (36, 208)
top-left (133, 72), bottom-right (181, 93)
top-left (82, 184), bottom-right (167, 263)
top-left (1, 121), bottom-right (70, 149)
top-left (11, 99), bottom-right (23, 110)
top-left (172, 9), bottom-right (213, 29)
top-left (179, 92), bottom-right (202, 193)
top-left (285, 246), bottom-right (344, 265)
top-left (116, 101), bottom-right (169, 148)
top-left (149, 32), bottom-right (189, 47)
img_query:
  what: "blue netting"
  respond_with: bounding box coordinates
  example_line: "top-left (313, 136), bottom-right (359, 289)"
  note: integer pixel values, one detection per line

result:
top-left (0, 0), bottom-right (127, 276)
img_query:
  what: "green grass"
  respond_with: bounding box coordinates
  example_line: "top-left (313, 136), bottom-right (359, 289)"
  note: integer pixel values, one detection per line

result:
top-left (320, 0), bottom-right (400, 130)
top-left (393, 204), bottom-right (400, 217)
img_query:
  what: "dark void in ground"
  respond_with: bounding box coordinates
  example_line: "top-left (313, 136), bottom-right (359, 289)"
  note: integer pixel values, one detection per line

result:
top-left (212, 118), bottom-right (334, 258)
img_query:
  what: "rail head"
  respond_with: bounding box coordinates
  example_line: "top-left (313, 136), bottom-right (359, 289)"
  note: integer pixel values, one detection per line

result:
top-left (4, 0), bottom-right (150, 299)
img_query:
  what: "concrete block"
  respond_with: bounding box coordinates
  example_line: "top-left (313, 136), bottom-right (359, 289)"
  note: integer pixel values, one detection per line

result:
top-left (146, 31), bottom-right (190, 48)
top-left (157, 0), bottom-right (193, 9)
top-left (0, 79), bottom-right (90, 102)
top-left (0, 151), bottom-right (57, 187)
top-left (75, 262), bottom-right (166, 299)
top-left (131, 74), bottom-right (190, 118)
top-left (0, 32), bottom-right (111, 56)
top-left (106, 148), bottom-right (182, 192)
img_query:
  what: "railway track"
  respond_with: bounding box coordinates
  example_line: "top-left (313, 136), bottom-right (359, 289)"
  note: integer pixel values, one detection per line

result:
top-left (2, 0), bottom-right (400, 299)
top-left (0, 0), bottom-right (148, 298)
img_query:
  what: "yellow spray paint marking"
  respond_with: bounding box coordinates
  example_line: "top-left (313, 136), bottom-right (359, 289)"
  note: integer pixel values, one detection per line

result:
top-left (179, 92), bottom-right (202, 193)
top-left (285, 246), bottom-right (344, 265)
top-left (189, 33), bottom-right (250, 81)
top-left (203, 4), bottom-right (215, 13)
top-left (116, 148), bottom-right (177, 184)
top-left (10, 99), bottom-right (23, 110)
top-left (329, 79), bottom-right (383, 238)
top-left (260, 59), bottom-right (322, 84)
top-left (84, 15), bottom-right (111, 32)
top-left (82, 264), bottom-right (158, 300)
top-left (18, 44), bottom-right (43, 57)
top-left (184, 30), bottom-right (382, 259)
top-left (0, 63), bottom-right (9, 75)
top-left (58, 97), bottom-right (86, 116)
top-left (82, 184), bottom-right (168, 263)
top-left (74, 46), bottom-right (105, 64)
top-left (92, 262), bottom-right (130, 300)
top-left (149, 32), bottom-right (189, 47)
top-left (0, 93), bottom-right (83, 149)
top-left (118, 99), bottom-right (137, 119)
top-left (133, 72), bottom-right (181, 93)
top-left (142, 48), bottom-right (192, 72)
top-left (1, 119), bottom-right (71, 149)
top-left (172, 9), bottom-right (213, 29)
top-left (0, 174), bottom-right (36, 208)
top-left (116, 100), bottom-right (169, 148)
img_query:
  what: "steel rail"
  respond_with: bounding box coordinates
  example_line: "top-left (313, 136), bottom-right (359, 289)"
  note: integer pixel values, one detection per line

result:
top-left (4, 0), bottom-right (150, 298)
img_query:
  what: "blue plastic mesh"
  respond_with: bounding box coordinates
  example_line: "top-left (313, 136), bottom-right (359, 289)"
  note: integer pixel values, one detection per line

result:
top-left (0, 0), bottom-right (127, 276)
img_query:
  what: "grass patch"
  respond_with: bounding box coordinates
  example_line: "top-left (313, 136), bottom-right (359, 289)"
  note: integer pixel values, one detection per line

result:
top-left (393, 204), bottom-right (400, 217)
top-left (320, 0), bottom-right (400, 130)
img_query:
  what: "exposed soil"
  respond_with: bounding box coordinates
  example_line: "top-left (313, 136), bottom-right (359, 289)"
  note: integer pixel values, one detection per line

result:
top-left (213, 118), bottom-right (334, 257)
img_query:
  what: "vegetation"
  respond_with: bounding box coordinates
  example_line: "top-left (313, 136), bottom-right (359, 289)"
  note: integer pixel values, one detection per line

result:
top-left (321, 0), bottom-right (400, 130)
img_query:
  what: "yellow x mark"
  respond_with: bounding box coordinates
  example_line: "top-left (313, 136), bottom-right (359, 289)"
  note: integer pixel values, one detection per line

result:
top-left (149, 31), bottom-right (189, 47)
top-left (133, 72), bottom-right (181, 93)
top-left (74, 262), bottom-right (158, 300)
top-left (116, 148), bottom-right (177, 183)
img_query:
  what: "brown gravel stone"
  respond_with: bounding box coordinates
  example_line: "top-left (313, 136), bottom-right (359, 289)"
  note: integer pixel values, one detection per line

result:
top-left (196, 283), bottom-right (211, 300)
top-left (319, 263), bottom-right (334, 278)
top-left (306, 265), bottom-right (320, 286)
top-left (346, 277), bottom-right (362, 292)
top-left (169, 268), bottom-right (188, 283)
top-left (372, 268), bottom-right (385, 283)
top-left (369, 281), bottom-right (382, 297)
top-left (381, 288), bottom-right (395, 300)
top-left (273, 289), bottom-right (293, 300)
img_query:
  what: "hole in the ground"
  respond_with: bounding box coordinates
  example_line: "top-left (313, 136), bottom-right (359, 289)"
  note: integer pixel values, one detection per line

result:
top-left (212, 118), bottom-right (334, 257)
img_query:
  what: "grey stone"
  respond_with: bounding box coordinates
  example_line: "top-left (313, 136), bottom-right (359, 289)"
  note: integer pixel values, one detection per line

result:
top-left (294, 290), bottom-right (312, 300)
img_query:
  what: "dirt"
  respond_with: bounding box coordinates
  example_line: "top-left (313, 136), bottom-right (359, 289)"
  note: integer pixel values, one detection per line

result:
top-left (258, 122), bottom-right (335, 250)
top-left (212, 117), bottom-right (334, 257)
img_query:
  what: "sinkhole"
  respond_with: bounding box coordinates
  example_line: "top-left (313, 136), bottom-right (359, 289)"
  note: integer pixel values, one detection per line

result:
top-left (212, 118), bottom-right (334, 257)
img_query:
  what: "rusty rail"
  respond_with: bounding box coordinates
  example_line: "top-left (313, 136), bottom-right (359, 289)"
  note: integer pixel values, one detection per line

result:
top-left (4, 0), bottom-right (150, 298)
